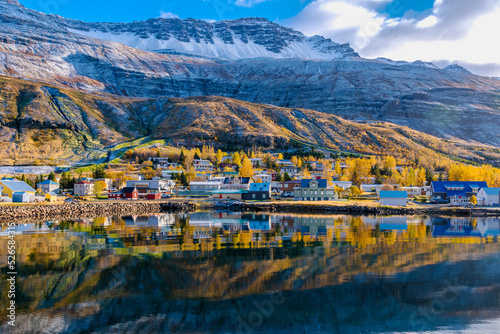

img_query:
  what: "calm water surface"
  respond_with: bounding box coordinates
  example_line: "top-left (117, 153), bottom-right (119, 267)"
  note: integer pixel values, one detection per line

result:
top-left (1, 212), bottom-right (500, 333)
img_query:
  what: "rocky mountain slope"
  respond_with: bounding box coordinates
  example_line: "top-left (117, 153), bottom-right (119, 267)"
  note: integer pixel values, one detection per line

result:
top-left (0, 0), bottom-right (500, 149)
top-left (0, 75), bottom-right (494, 166)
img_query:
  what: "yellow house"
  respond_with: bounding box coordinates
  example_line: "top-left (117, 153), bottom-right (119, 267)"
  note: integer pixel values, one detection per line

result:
top-left (45, 192), bottom-right (58, 202)
top-left (0, 180), bottom-right (36, 198)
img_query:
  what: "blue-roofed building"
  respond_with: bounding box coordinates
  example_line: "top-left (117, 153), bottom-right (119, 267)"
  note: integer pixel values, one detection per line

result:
top-left (380, 191), bottom-right (408, 206)
top-left (242, 183), bottom-right (271, 201)
top-left (0, 180), bottom-right (36, 199)
top-left (221, 177), bottom-right (252, 190)
top-left (12, 192), bottom-right (31, 203)
top-left (294, 179), bottom-right (336, 201)
top-left (37, 180), bottom-right (59, 194)
top-left (430, 181), bottom-right (487, 202)
top-left (477, 187), bottom-right (500, 206)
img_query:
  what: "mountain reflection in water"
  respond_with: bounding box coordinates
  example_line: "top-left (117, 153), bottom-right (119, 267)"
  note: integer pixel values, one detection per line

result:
top-left (1, 212), bottom-right (500, 334)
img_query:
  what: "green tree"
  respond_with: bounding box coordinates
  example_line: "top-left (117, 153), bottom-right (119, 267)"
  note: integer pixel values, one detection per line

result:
top-left (283, 172), bottom-right (292, 182)
top-left (92, 165), bottom-right (106, 179)
top-left (275, 174), bottom-right (283, 182)
top-left (180, 172), bottom-right (189, 187)
top-left (48, 172), bottom-right (56, 181)
top-left (179, 149), bottom-right (186, 164)
top-left (425, 168), bottom-right (435, 185)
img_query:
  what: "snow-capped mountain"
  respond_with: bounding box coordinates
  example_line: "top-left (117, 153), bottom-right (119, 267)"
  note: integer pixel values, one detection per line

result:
top-left (1, 0), bottom-right (500, 147)
top-left (0, 0), bottom-right (357, 61)
top-left (59, 17), bottom-right (359, 61)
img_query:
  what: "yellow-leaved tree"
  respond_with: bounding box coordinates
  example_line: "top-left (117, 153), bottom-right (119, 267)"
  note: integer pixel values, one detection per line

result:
top-left (233, 152), bottom-right (242, 166)
top-left (240, 158), bottom-right (254, 178)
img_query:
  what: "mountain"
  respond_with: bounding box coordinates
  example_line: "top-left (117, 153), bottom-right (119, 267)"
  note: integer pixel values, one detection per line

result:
top-left (1, 0), bottom-right (500, 149)
top-left (1, 75), bottom-right (496, 166)
top-left (57, 16), bottom-right (359, 61)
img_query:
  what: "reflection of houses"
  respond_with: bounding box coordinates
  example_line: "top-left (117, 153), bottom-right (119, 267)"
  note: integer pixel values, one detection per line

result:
top-left (122, 214), bottom-right (174, 227)
top-left (242, 213), bottom-right (271, 231)
top-left (379, 216), bottom-right (408, 230)
top-left (430, 181), bottom-right (487, 202)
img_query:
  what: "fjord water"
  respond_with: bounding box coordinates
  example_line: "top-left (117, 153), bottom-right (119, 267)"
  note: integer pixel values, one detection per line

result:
top-left (1, 213), bottom-right (500, 334)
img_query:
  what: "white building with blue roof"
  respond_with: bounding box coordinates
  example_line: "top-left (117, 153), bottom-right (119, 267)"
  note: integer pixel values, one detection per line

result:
top-left (37, 180), bottom-right (60, 194)
top-left (380, 191), bottom-right (408, 207)
top-left (477, 187), bottom-right (500, 206)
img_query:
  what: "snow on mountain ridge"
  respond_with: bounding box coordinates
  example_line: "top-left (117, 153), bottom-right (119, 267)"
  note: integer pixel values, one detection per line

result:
top-left (34, 11), bottom-right (356, 61)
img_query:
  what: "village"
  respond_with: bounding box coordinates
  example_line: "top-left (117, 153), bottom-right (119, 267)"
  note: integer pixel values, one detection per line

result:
top-left (1, 146), bottom-right (499, 208)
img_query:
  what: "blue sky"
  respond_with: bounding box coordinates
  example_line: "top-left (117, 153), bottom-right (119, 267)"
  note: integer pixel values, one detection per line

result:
top-left (19, 0), bottom-right (434, 22)
top-left (18, 0), bottom-right (500, 76)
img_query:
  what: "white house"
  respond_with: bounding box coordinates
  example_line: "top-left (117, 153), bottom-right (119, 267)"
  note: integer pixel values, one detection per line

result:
top-left (37, 180), bottom-right (60, 194)
top-left (281, 165), bottom-right (297, 176)
top-left (126, 180), bottom-right (170, 195)
top-left (380, 191), bottom-right (408, 206)
top-left (74, 181), bottom-right (94, 196)
top-left (249, 158), bottom-right (262, 168)
top-left (477, 188), bottom-right (500, 206)
top-left (400, 186), bottom-right (422, 197)
top-left (333, 181), bottom-right (352, 190)
top-left (189, 181), bottom-right (221, 191)
top-left (193, 159), bottom-right (214, 173)
top-left (253, 174), bottom-right (272, 183)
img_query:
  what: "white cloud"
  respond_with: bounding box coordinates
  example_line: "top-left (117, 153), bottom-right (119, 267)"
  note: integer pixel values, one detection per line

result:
top-left (234, 0), bottom-right (269, 8)
top-left (159, 11), bottom-right (179, 19)
top-left (416, 15), bottom-right (437, 28)
top-left (284, 0), bottom-right (500, 76)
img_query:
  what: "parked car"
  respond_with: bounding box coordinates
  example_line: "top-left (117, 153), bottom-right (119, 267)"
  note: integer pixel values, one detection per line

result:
top-left (430, 198), bottom-right (449, 204)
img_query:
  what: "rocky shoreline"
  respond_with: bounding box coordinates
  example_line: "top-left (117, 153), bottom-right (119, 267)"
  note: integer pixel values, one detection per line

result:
top-left (0, 201), bottom-right (197, 222)
top-left (211, 202), bottom-right (500, 217)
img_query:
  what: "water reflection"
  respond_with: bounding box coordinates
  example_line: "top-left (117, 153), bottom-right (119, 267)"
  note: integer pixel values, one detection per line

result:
top-left (1, 213), bottom-right (500, 333)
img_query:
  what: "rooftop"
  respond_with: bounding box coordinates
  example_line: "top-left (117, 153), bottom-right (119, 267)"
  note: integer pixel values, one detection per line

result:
top-left (38, 180), bottom-right (59, 185)
top-left (0, 180), bottom-right (36, 192)
top-left (380, 191), bottom-right (408, 199)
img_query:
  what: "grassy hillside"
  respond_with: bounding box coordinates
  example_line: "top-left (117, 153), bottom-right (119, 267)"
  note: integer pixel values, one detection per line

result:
top-left (0, 75), bottom-right (498, 166)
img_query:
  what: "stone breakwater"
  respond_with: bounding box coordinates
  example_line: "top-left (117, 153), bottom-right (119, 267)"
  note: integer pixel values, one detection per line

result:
top-left (213, 202), bottom-right (500, 217)
top-left (0, 201), bottom-right (197, 221)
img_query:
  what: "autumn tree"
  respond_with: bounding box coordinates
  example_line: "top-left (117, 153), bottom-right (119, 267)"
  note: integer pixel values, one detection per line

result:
top-left (470, 195), bottom-right (478, 206)
top-left (240, 158), bottom-right (254, 178)
top-left (216, 149), bottom-right (224, 162)
top-left (93, 180), bottom-right (107, 197)
top-left (233, 152), bottom-right (242, 166)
